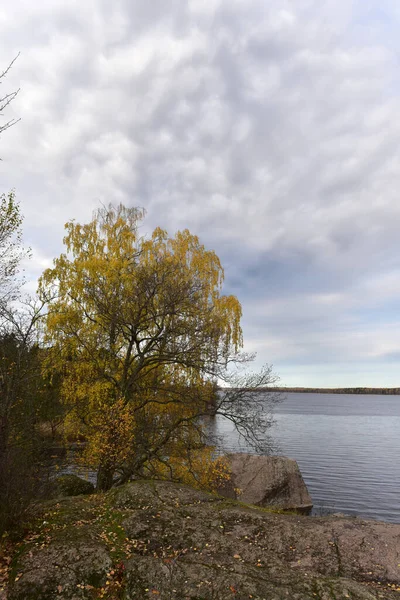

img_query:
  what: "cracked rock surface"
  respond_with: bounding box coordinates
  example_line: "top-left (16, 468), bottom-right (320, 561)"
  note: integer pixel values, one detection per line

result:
top-left (7, 480), bottom-right (400, 599)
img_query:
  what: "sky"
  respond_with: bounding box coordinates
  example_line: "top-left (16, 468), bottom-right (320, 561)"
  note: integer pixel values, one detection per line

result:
top-left (1, 0), bottom-right (400, 387)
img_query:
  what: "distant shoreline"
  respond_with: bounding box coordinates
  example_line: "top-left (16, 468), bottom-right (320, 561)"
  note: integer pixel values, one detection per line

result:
top-left (262, 387), bottom-right (400, 395)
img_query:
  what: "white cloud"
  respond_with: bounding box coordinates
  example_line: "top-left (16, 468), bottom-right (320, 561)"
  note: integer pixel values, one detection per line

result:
top-left (1, 0), bottom-right (400, 384)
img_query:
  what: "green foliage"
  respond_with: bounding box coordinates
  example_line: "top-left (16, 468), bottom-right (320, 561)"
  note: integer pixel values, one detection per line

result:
top-left (0, 196), bottom-right (61, 534)
top-left (0, 192), bottom-right (27, 307)
top-left (0, 332), bottom-right (46, 534)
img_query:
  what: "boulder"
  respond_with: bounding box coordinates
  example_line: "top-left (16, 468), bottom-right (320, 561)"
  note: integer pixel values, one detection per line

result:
top-left (218, 453), bottom-right (313, 513)
top-left (52, 474), bottom-right (95, 497)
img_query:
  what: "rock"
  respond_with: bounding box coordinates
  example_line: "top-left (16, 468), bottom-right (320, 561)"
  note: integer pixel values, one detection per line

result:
top-left (7, 481), bottom-right (400, 600)
top-left (53, 474), bottom-right (95, 497)
top-left (9, 544), bottom-right (112, 600)
top-left (218, 453), bottom-right (313, 513)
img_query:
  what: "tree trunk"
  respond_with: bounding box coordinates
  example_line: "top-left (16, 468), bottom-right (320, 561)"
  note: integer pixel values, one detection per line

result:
top-left (96, 463), bottom-right (114, 492)
top-left (114, 454), bottom-right (147, 487)
top-left (0, 415), bottom-right (9, 457)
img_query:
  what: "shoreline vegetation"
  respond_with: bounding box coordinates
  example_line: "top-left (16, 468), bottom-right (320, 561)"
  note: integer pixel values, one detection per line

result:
top-left (1, 202), bottom-right (280, 534)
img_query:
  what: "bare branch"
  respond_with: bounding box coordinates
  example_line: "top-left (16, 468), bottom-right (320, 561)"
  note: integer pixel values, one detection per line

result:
top-left (0, 54), bottom-right (20, 149)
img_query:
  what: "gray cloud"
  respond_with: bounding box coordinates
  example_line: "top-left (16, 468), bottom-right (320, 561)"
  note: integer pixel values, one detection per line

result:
top-left (1, 0), bottom-right (400, 385)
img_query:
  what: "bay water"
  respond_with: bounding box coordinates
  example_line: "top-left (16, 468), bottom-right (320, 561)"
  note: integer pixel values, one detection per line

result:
top-left (210, 392), bottom-right (400, 523)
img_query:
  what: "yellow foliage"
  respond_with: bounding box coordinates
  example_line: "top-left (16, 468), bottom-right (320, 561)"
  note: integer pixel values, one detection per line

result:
top-left (39, 204), bottom-right (243, 489)
top-left (149, 447), bottom-right (231, 493)
top-left (84, 398), bottom-right (135, 470)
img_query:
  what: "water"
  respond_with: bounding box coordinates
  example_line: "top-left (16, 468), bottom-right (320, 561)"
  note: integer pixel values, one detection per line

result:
top-left (211, 393), bottom-right (400, 523)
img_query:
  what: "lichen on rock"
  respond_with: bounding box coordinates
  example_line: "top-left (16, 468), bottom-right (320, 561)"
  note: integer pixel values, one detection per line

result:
top-left (6, 480), bottom-right (400, 599)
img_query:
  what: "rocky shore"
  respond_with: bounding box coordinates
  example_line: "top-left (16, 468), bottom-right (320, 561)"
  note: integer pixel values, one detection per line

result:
top-left (4, 479), bottom-right (400, 600)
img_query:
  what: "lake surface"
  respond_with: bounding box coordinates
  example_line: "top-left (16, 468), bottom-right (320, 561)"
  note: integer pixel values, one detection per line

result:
top-left (210, 393), bottom-right (400, 523)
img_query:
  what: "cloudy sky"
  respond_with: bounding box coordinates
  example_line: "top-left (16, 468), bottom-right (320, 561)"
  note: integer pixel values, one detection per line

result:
top-left (1, 0), bottom-right (400, 387)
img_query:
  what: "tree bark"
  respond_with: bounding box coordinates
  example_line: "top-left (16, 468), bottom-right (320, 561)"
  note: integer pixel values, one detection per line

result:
top-left (96, 463), bottom-right (114, 492)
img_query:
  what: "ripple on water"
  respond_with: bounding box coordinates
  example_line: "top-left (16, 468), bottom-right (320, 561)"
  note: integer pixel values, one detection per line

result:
top-left (210, 393), bottom-right (400, 523)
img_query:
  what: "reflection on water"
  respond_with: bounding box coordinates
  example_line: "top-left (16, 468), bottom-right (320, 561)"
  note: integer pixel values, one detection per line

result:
top-left (210, 393), bottom-right (400, 523)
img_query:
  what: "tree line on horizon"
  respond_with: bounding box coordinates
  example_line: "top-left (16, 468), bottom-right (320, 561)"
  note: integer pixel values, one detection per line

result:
top-left (262, 387), bottom-right (400, 395)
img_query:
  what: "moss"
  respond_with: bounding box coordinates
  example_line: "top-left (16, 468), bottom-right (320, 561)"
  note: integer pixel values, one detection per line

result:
top-left (6, 482), bottom-right (399, 600)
